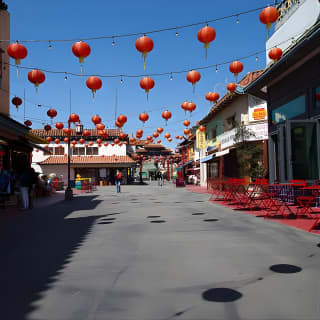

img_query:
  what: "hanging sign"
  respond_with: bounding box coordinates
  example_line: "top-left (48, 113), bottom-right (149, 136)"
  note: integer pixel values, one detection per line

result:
top-left (196, 129), bottom-right (206, 149)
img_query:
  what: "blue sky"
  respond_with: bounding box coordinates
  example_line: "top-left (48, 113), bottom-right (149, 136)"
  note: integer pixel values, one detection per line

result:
top-left (7, 0), bottom-right (273, 147)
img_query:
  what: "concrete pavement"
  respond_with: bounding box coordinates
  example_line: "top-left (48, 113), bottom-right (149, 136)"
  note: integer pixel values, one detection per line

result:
top-left (0, 181), bottom-right (319, 320)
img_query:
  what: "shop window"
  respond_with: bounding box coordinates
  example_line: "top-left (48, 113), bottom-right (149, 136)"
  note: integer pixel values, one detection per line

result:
top-left (314, 86), bottom-right (320, 109)
top-left (55, 147), bottom-right (65, 155)
top-left (271, 95), bottom-right (305, 124)
top-left (211, 126), bottom-right (217, 140)
top-left (86, 147), bottom-right (98, 155)
top-left (224, 114), bottom-right (236, 131)
top-left (72, 147), bottom-right (85, 155)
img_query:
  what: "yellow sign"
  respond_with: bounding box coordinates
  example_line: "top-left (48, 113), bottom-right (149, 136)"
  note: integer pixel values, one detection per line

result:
top-left (252, 108), bottom-right (267, 121)
top-left (189, 145), bottom-right (195, 160)
top-left (196, 129), bottom-right (206, 149)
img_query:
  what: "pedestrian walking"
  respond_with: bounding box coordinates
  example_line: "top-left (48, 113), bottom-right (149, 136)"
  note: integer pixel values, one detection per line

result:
top-left (115, 170), bottom-right (122, 193)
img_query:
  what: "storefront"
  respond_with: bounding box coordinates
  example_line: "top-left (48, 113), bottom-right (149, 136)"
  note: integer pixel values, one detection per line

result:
top-left (246, 18), bottom-right (320, 183)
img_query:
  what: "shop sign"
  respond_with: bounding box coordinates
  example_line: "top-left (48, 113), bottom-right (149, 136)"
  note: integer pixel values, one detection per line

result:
top-left (196, 129), bottom-right (206, 149)
top-left (220, 122), bottom-right (268, 150)
top-left (207, 141), bottom-right (220, 153)
top-left (189, 145), bottom-right (195, 160)
top-left (249, 103), bottom-right (267, 122)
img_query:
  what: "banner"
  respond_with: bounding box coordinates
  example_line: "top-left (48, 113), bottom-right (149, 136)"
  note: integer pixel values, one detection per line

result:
top-left (196, 129), bottom-right (206, 149)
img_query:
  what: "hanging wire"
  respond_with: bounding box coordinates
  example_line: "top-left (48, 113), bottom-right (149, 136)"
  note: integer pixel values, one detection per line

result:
top-left (0, 6), bottom-right (267, 43)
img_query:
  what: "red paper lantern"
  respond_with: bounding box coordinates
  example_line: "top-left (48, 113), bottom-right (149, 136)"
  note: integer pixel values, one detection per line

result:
top-left (186, 70), bottom-right (201, 92)
top-left (47, 108), bottom-right (57, 119)
top-left (175, 135), bottom-right (179, 139)
top-left (79, 138), bottom-right (85, 144)
top-left (28, 70), bottom-right (45, 93)
top-left (153, 132), bottom-right (159, 138)
top-left (259, 6), bottom-right (279, 30)
top-left (114, 138), bottom-right (120, 144)
top-left (96, 123), bottom-right (105, 130)
top-left (55, 122), bottom-right (64, 130)
top-left (83, 129), bottom-right (91, 137)
top-left (268, 47), bottom-right (283, 62)
top-left (184, 128), bottom-right (191, 135)
top-left (72, 41), bottom-right (91, 73)
top-left (227, 83), bottom-right (237, 93)
top-left (157, 139), bottom-right (161, 144)
top-left (69, 113), bottom-right (80, 123)
top-left (44, 124), bottom-right (51, 131)
top-left (104, 143), bottom-right (109, 147)
top-left (183, 120), bottom-right (190, 127)
top-left (11, 97), bottom-right (22, 110)
top-left (139, 112), bottom-right (149, 124)
top-left (197, 25), bottom-right (216, 59)
top-left (140, 77), bottom-right (155, 100)
top-left (7, 42), bottom-right (28, 65)
top-left (46, 137), bottom-right (53, 143)
top-left (91, 115), bottom-right (101, 125)
top-left (157, 127), bottom-right (164, 134)
top-left (147, 136), bottom-right (153, 141)
top-left (24, 120), bottom-right (32, 127)
top-left (135, 35), bottom-right (154, 69)
top-left (129, 137), bottom-right (136, 144)
top-left (71, 140), bottom-right (77, 145)
top-left (64, 137), bottom-right (69, 143)
top-left (205, 92), bottom-right (220, 104)
top-left (96, 138), bottom-right (102, 144)
top-left (186, 102), bottom-right (196, 114)
top-left (63, 128), bottom-right (72, 136)
top-left (164, 133), bottom-right (171, 139)
top-left (54, 138), bottom-right (60, 144)
top-left (168, 138), bottom-right (172, 142)
top-left (89, 142), bottom-right (94, 146)
top-left (162, 110), bottom-right (172, 124)
top-left (86, 76), bottom-right (102, 99)
top-left (136, 129), bottom-right (143, 138)
top-left (199, 125), bottom-right (206, 132)
top-left (229, 61), bottom-right (244, 78)
top-left (115, 120), bottom-right (123, 128)
top-left (117, 114), bottom-right (127, 125)
top-left (119, 132), bottom-right (127, 140)
top-left (179, 135), bottom-right (183, 140)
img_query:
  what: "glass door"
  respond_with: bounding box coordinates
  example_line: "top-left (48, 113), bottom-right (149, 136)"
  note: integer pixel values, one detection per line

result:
top-left (286, 120), bottom-right (320, 181)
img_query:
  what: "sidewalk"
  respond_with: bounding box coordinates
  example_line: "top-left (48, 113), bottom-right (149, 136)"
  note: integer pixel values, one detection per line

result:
top-left (187, 186), bottom-right (320, 235)
top-left (0, 191), bottom-right (65, 220)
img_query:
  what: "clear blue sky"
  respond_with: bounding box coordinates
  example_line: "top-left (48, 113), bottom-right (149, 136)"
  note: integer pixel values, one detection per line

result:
top-left (7, 0), bottom-right (273, 148)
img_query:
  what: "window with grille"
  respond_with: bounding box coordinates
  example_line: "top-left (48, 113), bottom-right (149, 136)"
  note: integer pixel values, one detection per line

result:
top-left (86, 147), bottom-right (98, 155)
top-left (72, 147), bottom-right (85, 155)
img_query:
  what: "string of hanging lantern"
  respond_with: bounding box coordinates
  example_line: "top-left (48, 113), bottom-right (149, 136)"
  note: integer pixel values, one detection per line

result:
top-left (3, 30), bottom-right (303, 81)
top-left (0, 5), bottom-right (268, 43)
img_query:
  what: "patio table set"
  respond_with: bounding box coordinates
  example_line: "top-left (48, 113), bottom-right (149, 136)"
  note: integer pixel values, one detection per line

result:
top-left (207, 178), bottom-right (320, 232)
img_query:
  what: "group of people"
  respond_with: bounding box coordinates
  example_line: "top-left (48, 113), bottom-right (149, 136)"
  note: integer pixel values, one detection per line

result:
top-left (0, 166), bottom-right (53, 210)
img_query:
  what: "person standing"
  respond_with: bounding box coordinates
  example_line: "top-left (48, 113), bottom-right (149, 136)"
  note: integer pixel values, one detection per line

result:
top-left (19, 167), bottom-right (32, 210)
top-left (115, 170), bottom-right (122, 193)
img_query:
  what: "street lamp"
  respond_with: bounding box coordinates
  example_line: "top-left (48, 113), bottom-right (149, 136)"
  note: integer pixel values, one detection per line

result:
top-left (65, 118), bottom-right (82, 200)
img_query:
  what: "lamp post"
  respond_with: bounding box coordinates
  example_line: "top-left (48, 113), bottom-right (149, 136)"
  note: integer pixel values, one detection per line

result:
top-left (65, 120), bottom-right (83, 200)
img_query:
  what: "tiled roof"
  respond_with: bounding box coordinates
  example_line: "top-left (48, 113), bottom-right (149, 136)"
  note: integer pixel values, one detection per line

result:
top-left (136, 148), bottom-right (147, 153)
top-left (31, 128), bottom-right (122, 137)
top-left (144, 144), bottom-right (165, 149)
top-left (40, 155), bottom-right (135, 164)
top-left (201, 70), bottom-right (264, 124)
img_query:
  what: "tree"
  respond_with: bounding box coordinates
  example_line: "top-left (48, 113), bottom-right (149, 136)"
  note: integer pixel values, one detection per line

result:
top-left (234, 123), bottom-right (265, 180)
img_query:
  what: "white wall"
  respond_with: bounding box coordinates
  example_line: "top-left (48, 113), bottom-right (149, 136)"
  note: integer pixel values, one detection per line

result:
top-left (266, 0), bottom-right (320, 65)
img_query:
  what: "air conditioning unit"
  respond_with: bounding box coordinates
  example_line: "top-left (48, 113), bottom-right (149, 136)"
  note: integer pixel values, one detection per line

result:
top-left (241, 113), bottom-right (249, 125)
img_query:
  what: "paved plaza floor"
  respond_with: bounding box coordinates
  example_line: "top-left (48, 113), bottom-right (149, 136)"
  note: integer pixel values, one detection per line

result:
top-left (0, 182), bottom-right (319, 320)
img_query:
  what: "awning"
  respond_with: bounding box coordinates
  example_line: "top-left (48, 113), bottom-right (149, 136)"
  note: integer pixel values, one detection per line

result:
top-left (200, 154), bottom-right (213, 163)
top-left (215, 149), bottom-right (230, 158)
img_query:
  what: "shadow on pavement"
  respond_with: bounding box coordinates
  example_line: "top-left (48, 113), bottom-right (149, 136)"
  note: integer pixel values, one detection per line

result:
top-left (0, 195), bottom-right (102, 320)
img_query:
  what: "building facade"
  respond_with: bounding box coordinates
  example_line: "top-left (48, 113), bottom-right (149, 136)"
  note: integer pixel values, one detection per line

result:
top-left (246, 0), bottom-right (320, 183)
top-left (31, 129), bottom-right (135, 185)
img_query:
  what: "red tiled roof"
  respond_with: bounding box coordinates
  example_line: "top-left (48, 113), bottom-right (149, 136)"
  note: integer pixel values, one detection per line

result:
top-left (144, 144), bottom-right (165, 149)
top-left (40, 155), bottom-right (135, 164)
top-left (31, 128), bottom-right (122, 137)
top-left (201, 70), bottom-right (264, 124)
